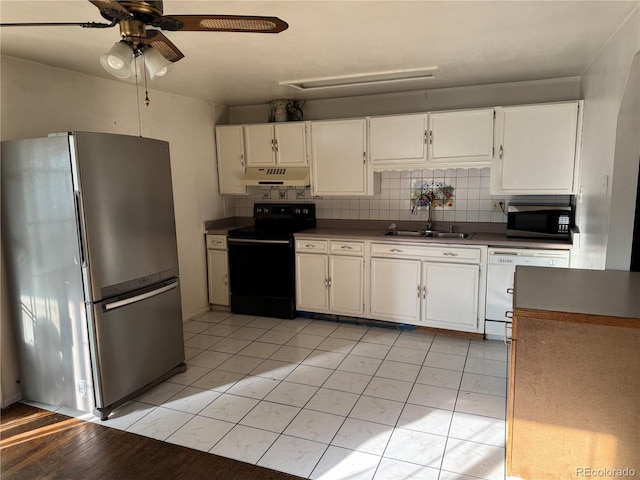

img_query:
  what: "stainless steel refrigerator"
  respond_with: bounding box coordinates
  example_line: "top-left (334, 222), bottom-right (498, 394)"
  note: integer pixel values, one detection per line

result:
top-left (1, 131), bottom-right (185, 420)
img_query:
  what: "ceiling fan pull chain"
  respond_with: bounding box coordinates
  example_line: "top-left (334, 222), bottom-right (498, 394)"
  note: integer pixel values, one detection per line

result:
top-left (132, 54), bottom-right (143, 137)
top-left (143, 52), bottom-right (151, 107)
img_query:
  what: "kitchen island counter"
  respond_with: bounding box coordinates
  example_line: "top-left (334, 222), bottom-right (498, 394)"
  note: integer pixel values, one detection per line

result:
top-left (508, 266), bottom-right (639, 480)
top-left (514, 266), bottom-right (640, 323)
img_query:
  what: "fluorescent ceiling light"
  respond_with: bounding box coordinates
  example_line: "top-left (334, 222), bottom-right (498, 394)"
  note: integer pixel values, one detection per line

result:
top-left (280, 67), bottom-right (439, 91)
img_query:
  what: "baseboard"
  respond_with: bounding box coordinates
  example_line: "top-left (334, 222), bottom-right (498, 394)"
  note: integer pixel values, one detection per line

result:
top-left (2, 392), bottom-right (23, 409)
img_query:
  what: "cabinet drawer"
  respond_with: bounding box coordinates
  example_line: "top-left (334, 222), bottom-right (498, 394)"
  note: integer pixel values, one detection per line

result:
top-left (371, 242), bottom-right (481, 263)
top-left (207, 235), bottom-right (228, 250)
top-left (296, 239), bottom-right (328, 253)
top-left (329, 240), bottom-right (365, 256)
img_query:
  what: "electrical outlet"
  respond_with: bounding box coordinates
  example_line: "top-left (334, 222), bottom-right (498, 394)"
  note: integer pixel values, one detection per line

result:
top-left (492, 200), bottom-right (505, 212)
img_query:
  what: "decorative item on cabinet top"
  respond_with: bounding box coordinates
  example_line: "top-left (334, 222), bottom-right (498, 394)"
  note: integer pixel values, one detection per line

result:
top-left (269, 99), bottom-right (304, 122)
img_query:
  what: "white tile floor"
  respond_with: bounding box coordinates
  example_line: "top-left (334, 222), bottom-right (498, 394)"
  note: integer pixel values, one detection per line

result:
top-left (65, 312), bottom-right (509, 480)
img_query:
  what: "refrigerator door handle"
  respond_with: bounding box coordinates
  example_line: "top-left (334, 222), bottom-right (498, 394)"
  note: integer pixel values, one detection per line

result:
top-left (74, 190), bottom-right (88, 267)
top-left (103, 281), bottom-right (178, 311)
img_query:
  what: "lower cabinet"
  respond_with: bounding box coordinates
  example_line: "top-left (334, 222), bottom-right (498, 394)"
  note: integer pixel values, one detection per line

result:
top-left (370, 242), bottom-right (484, 332)
top-left (294, 237), bottom-right (485, 334)
top-left (206, 234), bottom-right (229, 306)
top-left (296, 238), bottom-right (365, 317)
top-left (370, 257), bottom-right (421, 323)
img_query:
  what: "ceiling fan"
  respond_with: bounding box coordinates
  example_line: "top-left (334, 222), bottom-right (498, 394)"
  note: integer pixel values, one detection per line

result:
top-left (1, 0), bottom-right (289, 79)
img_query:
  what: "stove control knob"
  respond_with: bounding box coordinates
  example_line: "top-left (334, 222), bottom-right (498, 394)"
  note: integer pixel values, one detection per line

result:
top-left (295, 208), bottom-right (300, 214)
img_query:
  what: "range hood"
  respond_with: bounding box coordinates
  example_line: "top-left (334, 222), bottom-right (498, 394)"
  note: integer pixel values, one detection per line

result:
top-left (241, 167), bottom-right (310, 186)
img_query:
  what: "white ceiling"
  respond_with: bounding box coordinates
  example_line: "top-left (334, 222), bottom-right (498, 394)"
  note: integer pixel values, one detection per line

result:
top-left (1, 1), bottom-right (638, 106)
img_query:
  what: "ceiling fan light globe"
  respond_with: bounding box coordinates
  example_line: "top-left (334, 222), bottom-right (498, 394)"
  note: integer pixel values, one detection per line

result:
top-left (154, 66), bottom-right (169, 78)
top-left (107, 55), bottom-right (125, 70)
top-left (100, 41), bottom-right (134, 78)
top-left (143, 47), bottom-right (172, 80)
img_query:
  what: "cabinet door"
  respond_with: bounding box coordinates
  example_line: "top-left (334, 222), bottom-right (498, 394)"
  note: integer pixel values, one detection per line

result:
top-left (428, 109), bottom-right (494, 165)
top-left (369, 114), bottom-right (428, 168)
top-left (370, 257), bottom-right (421, 323)
top-left (492, 102), bottom-right (580, 194)
top-left (275, 122), bottom-right (308, 166)
top-left (296, 253), bottom-right (329, 312)
top-left (215, 125), bottom-right (246, 195)
top-left (310, 119), bottom-right (369, 195)
top-left (207, 249), bottom-right (229, 306)
top-left (329, 255), bottom-right (364, 316)
top-left (422, 262), bottom-right (479, 331)
top-left (244, 124), bottom-right (276, 166)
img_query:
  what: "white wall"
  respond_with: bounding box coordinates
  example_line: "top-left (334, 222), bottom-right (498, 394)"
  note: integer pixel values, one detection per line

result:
top-left (0, 56), bottom-right (224, 406)
top-left (575, 7), bottom-right (640, 269)
top-left (230, 77), bottom-right (581, 124)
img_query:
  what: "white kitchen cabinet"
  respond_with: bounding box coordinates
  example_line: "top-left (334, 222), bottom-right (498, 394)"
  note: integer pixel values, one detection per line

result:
top-left (427, 109), bottom-right (494, 166)
top-left (369, 242), bottom-right (485, 333)
top-left (491, 101), bottom-right (583, 194)
top-left (296, 238), bottom-right (365, 316)
top-left (215, 125), bottom-right (246, 195)
top-left (370, 257), bottom-right (422, 323)
top-left (206, 234), bottom-right (229, 306)
top-left (422, 262), bottom-right (479, 330)
top-left (310, 118), bottom-right (372, 196)
top-left (369, 114), bottom-right (428, 170)
top-left (244, 122), bottom-right (308, 167)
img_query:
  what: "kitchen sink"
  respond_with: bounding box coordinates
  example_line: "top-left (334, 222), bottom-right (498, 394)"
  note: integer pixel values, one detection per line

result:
top-left (383, 230), bottom-right (473, 239)
top-left (383, 230), bottom-right (425, 237)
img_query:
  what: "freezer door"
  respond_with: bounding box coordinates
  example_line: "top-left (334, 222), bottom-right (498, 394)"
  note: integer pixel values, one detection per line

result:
top-left (71, 132), bottom-right (179, 300)
top-left (90, 279), bottom-right (184, 409)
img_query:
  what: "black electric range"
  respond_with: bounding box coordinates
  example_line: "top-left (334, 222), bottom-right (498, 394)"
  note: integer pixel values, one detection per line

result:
top-left (227, 203), bottom-right (316, 319)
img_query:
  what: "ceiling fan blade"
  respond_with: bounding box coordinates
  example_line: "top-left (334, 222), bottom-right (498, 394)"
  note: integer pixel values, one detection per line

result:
top-left (155, 15), bottom-right (288, 33)
top-left (143, 30), bottom-right (184, 62)
top-left (88, 0), bottom-right (133, 21)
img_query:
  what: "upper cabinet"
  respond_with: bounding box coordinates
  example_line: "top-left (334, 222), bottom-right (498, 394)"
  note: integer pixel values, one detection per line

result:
top-left (369, 114), bottom-right (428, 169)
top-left (310, 118), bottom-right (373, 196)
top-left (427, 108), bottom-right (494, 166)
top-left (215, 125), bottom-right (246, 195)
top-left (491, 101), bottom-right (583, 195)
top-left (244, 122), bottom-right (308, 167)
top-left (368, 109), bottom-right (494, 170)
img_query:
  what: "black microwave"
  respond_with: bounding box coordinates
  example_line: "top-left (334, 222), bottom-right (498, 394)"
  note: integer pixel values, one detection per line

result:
top-left (507, 205), bottom-right (572, 239)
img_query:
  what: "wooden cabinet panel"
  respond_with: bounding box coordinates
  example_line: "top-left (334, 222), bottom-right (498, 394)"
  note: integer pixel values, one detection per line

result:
top-left (215, 125), bottom-right (246, 195)
top-left (369, 114), bottom-right (428, 169)
top-left (509, 315), bottom-right (640, 479)
top-left (310, 119), bottom-right (370, 195)
top-left (492, 101), bottom-right (582, 194)
top-left (427, 109), bottom-right (494, 165)
top-left (206, 234), bottom-right (229, 306)
top-left (370, 257), bottom-right (422, 323)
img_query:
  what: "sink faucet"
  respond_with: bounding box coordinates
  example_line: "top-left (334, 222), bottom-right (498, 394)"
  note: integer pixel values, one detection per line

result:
top-left (411, 192), bottom-right (434, 230)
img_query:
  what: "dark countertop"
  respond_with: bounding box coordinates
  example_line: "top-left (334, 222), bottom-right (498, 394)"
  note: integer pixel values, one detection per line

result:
top-left (514, 266), bottom-right (640, 321)
top-left (204, 217), bottom-right (572, 250)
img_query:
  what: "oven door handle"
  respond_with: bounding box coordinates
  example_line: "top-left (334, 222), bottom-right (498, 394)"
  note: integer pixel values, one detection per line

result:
top-left (228, 238), bottom-right (291, 245)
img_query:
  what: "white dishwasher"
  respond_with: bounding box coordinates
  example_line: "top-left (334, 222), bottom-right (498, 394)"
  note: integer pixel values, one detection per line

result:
top-left (485, 248), bottom-right (571, 339)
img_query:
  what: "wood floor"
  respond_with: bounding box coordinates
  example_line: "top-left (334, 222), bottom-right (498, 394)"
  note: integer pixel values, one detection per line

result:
top-left (1, 403), bottom-right (305, 480)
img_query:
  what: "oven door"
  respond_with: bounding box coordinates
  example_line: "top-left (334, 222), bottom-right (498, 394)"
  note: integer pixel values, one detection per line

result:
top-left (227, 237), bottom-right (296, 318)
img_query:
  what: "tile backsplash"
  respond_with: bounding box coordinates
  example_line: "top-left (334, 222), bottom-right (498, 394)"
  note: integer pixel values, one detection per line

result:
top-left (223, 168), bottom-right (570, 222)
